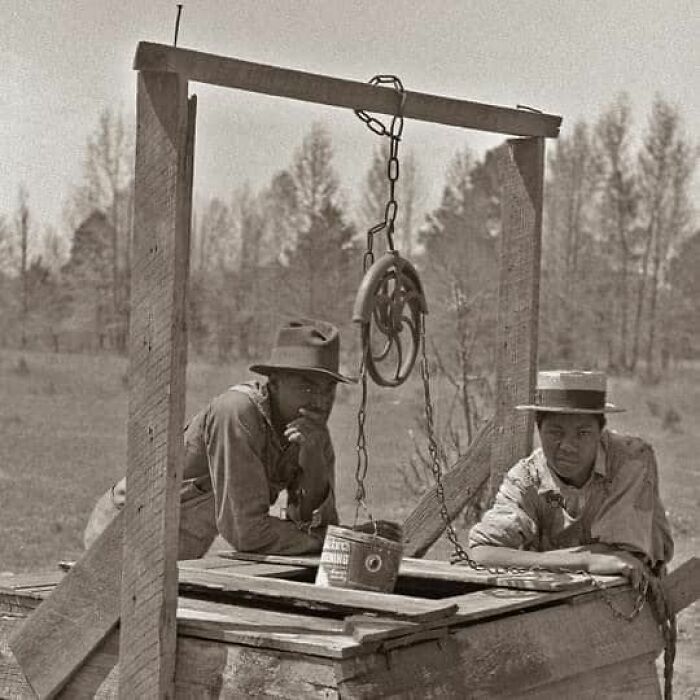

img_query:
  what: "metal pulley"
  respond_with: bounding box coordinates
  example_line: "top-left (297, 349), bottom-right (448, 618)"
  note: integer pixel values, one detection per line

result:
top-left (353, 251), bottom-right (427, 387)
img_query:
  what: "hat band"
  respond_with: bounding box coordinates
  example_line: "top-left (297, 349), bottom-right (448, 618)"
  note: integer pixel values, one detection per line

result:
top-left (535, 388), bottom-right (606, 411)
top-left (269, 346), bottom-right (338, 373)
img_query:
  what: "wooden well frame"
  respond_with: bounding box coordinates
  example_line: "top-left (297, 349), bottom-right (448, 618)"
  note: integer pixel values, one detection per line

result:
top-left (9, 41), bottom-right (562, 698)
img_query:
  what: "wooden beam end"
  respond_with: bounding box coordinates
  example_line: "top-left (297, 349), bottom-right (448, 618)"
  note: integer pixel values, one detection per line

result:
top-left (134, 41), bottom-right (171, 72)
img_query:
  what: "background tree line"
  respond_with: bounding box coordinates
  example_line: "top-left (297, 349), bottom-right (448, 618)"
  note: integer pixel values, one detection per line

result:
top-left (0, 93), bottom-right (697, 393)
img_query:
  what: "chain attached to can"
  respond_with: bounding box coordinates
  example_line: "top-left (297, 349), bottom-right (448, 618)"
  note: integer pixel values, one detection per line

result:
top-left (352, 75), bottom-right (407, 525)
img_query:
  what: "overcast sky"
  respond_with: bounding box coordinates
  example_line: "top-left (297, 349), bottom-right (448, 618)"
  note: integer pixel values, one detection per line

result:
top-left (2, 0), bottom-right (698, 241)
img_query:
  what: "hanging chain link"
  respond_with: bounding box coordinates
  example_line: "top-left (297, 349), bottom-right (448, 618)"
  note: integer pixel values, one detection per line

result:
top-left (648, 574), bottom-right (677, 700)
top-left (419, 315), bottom-right (678, 694)
top-left (355, 75), bottom-right (407, 264)
top-left (354, 356), bottom-right (371, 527)
top-left (352, 75), bottom-right (407, 524)
top-left (353, 72), bottom-right (675, 699)
top-left (419, 314), bottom-right (478, 566)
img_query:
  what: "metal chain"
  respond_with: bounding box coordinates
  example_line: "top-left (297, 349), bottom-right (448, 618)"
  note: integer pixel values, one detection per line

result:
top-left (352, 77), bottom-right (676, 698)
top-left (355, 75), bottom-right (406, 259)
top-left (647, 574), bottom-right (677, 700)
top-left (419, 314), bottom-right (482, 568)
top-left (419, 313), bottom-right (659, 621)
top-left (352, 74), bottom-right (407, 523)
top-left (354, 357), bottom-right (372, 527)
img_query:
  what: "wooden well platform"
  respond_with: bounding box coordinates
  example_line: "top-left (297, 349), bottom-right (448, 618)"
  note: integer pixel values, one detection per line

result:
top-left (3, 553), bottom-right (696, 699)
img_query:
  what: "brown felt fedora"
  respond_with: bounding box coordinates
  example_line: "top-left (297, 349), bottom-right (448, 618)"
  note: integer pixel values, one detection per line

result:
top-left (515, 370), bottom-right (624, 414)
top-left (250, 318), bottom-right (354, 384)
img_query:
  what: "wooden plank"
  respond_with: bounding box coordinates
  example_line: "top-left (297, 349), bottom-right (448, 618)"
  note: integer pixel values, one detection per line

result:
top-left (336, 589), bottom-right (663, 697)
top-left (118, 75), bottom-right (195, 699)
top-left (178, 569), bottom-right (458, 623)
top-left (179, 559), bottom-right (310, 579)
top-left (178, 597), bottom-right (344, 635)
top-left (2, 581), bottom-right (672, 698)
top-left (177, 598), bottom-right (356, 659)
top-left (399, 557), bottom-right (620, 592)
top-left (449, 593), bottom-right (663, 695)
top-left (1, 615), bottom-right (32, 699)
top-left (219, 551), bottom-right (321, 568)
top-left (178, 557), bottom-right (262, 571)
top-left (9, 511), bottom-right (123, 699)
top-left (518, 653), bottom-right (661, 698)
top-left (221, 551), bottom-right (619, 593)
top-left (448, 581), bottom-right (631, 624)
top-left (133, 42), bottom-right (562, 138)
top-left (488, 137), bottom-right (544, 498)
top-left (665, 556), bottom-right (700, 614)
top-left (4, 615), bottom-right (340, 699)
top-left (0, 572), bottom-right (64, 591)
top-left (173, 636), bottom-right (339, 698)
top-left (177, 624), bottom-right (355, 659)
top-left (342, 615), bottom-right (447, 647)
top-left (401, 420), bottom-right (494, 557)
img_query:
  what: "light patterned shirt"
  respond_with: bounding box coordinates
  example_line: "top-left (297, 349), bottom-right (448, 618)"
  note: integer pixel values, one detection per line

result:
top-left (468, 430), bottom-right (674, 569)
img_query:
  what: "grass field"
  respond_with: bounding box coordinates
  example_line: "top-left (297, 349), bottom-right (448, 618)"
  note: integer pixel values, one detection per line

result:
top-left (1, 348), bottom-right (698, 695)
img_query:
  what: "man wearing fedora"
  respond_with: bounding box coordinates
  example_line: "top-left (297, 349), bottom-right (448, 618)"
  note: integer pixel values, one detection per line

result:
top-left (85, 318), bottom-right (398, 558)
top-left (468, 370), bottom-right (673, 584)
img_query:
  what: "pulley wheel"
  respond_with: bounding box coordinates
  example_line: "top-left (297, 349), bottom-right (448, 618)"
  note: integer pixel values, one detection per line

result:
top-left (353, 253), bottom-right (427, 387)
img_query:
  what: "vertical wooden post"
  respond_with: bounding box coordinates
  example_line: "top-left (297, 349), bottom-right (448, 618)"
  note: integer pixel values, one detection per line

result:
top-left (119, 71), bottom-right (194, 698)
top-left (489, 137), bottom-right (544, 498)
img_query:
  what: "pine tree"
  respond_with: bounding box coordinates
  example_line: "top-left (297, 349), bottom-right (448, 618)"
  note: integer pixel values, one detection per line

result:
top-left (280, 123), bottom-right (360, 329)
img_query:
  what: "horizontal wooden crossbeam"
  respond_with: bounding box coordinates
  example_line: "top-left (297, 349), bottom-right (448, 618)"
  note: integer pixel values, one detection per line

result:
top-left (133, 42), bottom-right (562, 138)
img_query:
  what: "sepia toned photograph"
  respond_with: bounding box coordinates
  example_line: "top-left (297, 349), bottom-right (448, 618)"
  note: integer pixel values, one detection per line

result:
top-left (1, 1), bottom-right (698, 697)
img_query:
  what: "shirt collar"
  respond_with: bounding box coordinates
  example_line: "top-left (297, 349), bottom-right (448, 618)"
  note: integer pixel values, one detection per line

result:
top-left (593, 433), bottom-right (607, 477)
top-left (230, 380), bottom-right (276, 434)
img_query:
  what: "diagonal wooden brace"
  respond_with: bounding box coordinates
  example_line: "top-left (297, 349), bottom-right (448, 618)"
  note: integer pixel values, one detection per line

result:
top-left (9, 511), bottom-right (124, 699)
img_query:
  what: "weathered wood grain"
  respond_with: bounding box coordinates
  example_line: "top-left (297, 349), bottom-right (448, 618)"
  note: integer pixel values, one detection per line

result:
top-left (221, 551), bottom-right (615, 592)
top-left (8, 510), bottom-right (123, 699)
top-left (179, 559), bottom-right (310, 579)
top-left (4, 559), bottom-right (696, 698)
top-left (1, 615), bottom-right (32, 700)
top-left (2, 573), bottom-right (683, 699)
top-left (118, 74), bottom-right (195, 699)
top-left (174, 636), bottom-right (339, 698)
top-left (342, 614), bottom-right (448, 647)
top-left (518, 653), bottom-right (662, 699)
top-left (336, 588), bottom-right (664, 698)
top-left (178, 569), bottom-right (458, 623)
top-left (401, 419), bottom-right (494, 557)
top-left (488, 137), bottom-right (544, 498)
top-left (133, 42), bottom-right (562, 138)
top-left (399, 557), bottom-right (607, 592)
top-left (219, 552), bottom-right (322, 567)
top-left (665, 556), bottom-right (700, 615)
top-left (4, 615), bottom-right (340, 699)
top-left (0, 573), bottom-right (65, 590)
top-left (177, 598), bottom-right (356, 659)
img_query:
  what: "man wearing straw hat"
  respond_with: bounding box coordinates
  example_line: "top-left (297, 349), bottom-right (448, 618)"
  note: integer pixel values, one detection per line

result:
top-left (468, 370), bottom-right (674, 584)
top-left (85, 318), bottom-right (399, 558)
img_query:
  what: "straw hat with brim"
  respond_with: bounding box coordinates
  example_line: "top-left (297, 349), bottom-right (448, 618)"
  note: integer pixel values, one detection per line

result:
top-left (515, 370), bottom-right (624, 413)
top-left (250, 319), bottom-right (355, 384)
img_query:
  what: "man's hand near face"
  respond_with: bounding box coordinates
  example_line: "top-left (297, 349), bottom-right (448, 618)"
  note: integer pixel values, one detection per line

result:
top-left (284, 407), bottom-right (334, 524)
top-left (284, 407), bottom-right (327, 451)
